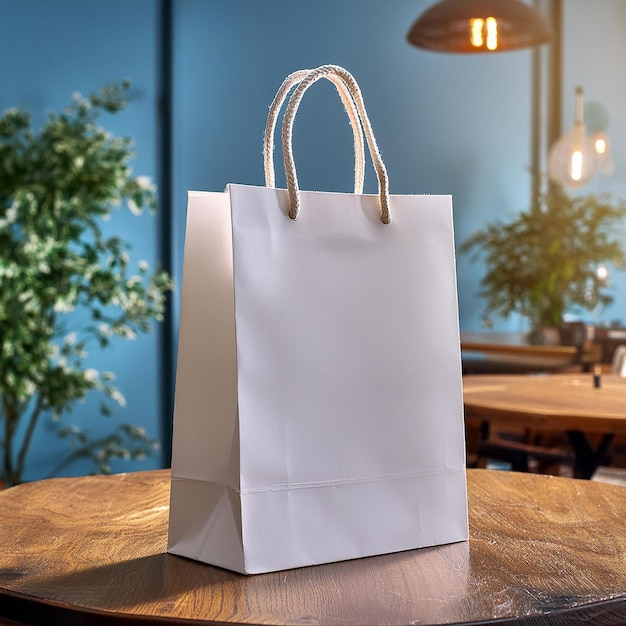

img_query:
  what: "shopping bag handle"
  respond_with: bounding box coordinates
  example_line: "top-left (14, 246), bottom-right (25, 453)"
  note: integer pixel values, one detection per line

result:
top-left (282, 65), bottom-right (391, 224)
top-left (264, 69), bottom-right (365, 195)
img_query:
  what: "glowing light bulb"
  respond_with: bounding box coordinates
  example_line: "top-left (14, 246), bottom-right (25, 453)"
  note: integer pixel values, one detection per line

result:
top-left (486, 17), bottom-right (498, 50)
top-left (549, 88), bottom-right (604, 188)
top-left (597, 265), bottom-right (608, 281)
top-left (570, 150), bottom-right (583, 181)
top-left (470, 17), bottom-right (497, 50)
top-left (470, 18), bottom-right (484, 47)
top-left (591, 131), bottom-right (614, 175)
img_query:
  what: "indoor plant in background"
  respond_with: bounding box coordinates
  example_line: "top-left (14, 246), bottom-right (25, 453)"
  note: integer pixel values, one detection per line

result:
top-left (0, 81), bottom-right (173, 486)
top-left (462, 181), bottom-right (626, 343)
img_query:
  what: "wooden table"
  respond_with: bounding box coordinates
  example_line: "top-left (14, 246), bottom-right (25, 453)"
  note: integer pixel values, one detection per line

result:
top-left (1, 470), bottom-right (626, 625)
top-left (462, 338), bottom-right (579, 364)
top-left (461, 343), bottom-right (580, 374)
top-left (460, 331), bottom-right (601, 374)
top-left (464, 373), bottom-right (626, 478)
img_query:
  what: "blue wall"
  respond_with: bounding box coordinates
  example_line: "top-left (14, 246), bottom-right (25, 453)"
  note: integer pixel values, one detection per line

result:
top-left (1, 0), bottom-right (625, 480)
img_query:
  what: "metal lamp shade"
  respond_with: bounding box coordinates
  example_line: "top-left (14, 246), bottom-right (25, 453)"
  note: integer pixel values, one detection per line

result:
top-left (407, 0), bottom-right (552, 53)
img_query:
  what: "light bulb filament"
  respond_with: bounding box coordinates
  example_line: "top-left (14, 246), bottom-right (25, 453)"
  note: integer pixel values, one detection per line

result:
top-left (470, 17), bottom-right (498, 50)
top-left (470, 18), bottom-right (484, 47)
top-left (486, 17), bottom-right (498, 50)
top-left (571, 150), bottom-right (583, 181)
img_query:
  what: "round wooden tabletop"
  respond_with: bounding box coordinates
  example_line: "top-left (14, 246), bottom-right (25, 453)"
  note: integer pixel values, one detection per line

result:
top-left (1, 469), bottom-right (626, 625)
top-left (463, 373), bottom-right (626, 433)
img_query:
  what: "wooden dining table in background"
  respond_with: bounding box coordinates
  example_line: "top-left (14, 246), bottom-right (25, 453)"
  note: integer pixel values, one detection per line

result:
top-left (463, 372), bottom-right (626, 478)
top-left (1, 469), bottom-right (626, 625)
top-left (460, 332), bottom-right (600, 374)
top-left (462, 336), bottom-right (580, 366)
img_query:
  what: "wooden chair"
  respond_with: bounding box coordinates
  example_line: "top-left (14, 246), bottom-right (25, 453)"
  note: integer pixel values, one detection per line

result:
top-left (475, 436), bottom-right (574, 474)
top-left (472, 426), bottom-right (575, 475)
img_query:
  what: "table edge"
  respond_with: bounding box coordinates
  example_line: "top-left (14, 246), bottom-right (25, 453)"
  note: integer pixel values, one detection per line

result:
top-left (3, 584), bottom-right (626, 626)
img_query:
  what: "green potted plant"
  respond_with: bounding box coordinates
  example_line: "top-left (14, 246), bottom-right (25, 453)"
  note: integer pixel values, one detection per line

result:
top-left (461, 182), bottom-right (626, 343)
top-left (0, 81), bottom-right (173, 486)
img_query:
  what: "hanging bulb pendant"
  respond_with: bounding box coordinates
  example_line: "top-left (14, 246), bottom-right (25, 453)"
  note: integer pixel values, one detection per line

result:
top-left (549, 87), bottom-right (600, 188)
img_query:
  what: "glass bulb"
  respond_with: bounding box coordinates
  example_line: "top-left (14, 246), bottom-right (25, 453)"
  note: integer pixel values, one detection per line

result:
top-left (549, 86), bottom-right (613, 187)
top-left (549, 123), bottom-right (598, 188)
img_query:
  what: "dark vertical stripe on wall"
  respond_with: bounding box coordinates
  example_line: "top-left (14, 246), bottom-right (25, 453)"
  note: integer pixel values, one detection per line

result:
top-left (158, 0), bottom-right (174, 466)
top-left (547, 0), bottom-right (562, 150)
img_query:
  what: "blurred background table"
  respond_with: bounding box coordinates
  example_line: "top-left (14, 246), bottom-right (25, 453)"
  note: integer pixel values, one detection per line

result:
top-left (464, 372), bottom-right (626, 478)
top-left (461, 331), bottom-right (601, 374)
top-left (1, 469), bottom-right (626, 625)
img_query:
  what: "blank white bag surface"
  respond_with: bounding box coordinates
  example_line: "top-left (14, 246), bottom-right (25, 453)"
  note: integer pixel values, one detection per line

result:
top-left (168, 186), bottom-right (468, 574)
top-left (228, 184), bottom-right (465, 488)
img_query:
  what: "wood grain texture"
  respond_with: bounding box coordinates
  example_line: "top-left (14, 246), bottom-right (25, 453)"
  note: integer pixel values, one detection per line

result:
top-left (1, 469), bottom-right (626, 625)
top-left (463, 373), bottom-right (626, 433)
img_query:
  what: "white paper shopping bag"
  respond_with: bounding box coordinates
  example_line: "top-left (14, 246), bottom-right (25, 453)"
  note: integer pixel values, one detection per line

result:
top-left (168, 65), bottom-right (468, 574)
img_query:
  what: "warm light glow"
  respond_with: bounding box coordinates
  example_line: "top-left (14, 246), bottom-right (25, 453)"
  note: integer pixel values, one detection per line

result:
top-left (594, 137), bottom-right (607, 154)
top-left (470, 18), bottom-right (484, 47)
top-left (486, 17), bottom-right (498, 50)
top-left (570, 150), bottom-right (583, 181)
top-left (597, 265), bottom-right (609, 281)
top-left (470, 17), bottom-right (497, 50)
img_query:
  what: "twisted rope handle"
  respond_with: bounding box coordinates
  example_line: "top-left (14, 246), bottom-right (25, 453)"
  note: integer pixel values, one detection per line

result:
top-left (264, 69), bottom-right (365, 194)
top-left (282, 65), bottom-right (391, 224)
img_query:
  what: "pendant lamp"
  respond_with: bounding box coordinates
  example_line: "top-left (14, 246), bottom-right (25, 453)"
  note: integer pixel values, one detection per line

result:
top-left (548, 86), bottom-right (613, 189)
top-left (407, 0), bottom-right (552, 53)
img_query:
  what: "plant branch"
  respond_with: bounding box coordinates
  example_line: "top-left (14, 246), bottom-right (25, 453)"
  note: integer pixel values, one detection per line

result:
top-left (2, 397), bottom-right (19, 487)
top-left (15, 394), bottom-right (45, 483)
